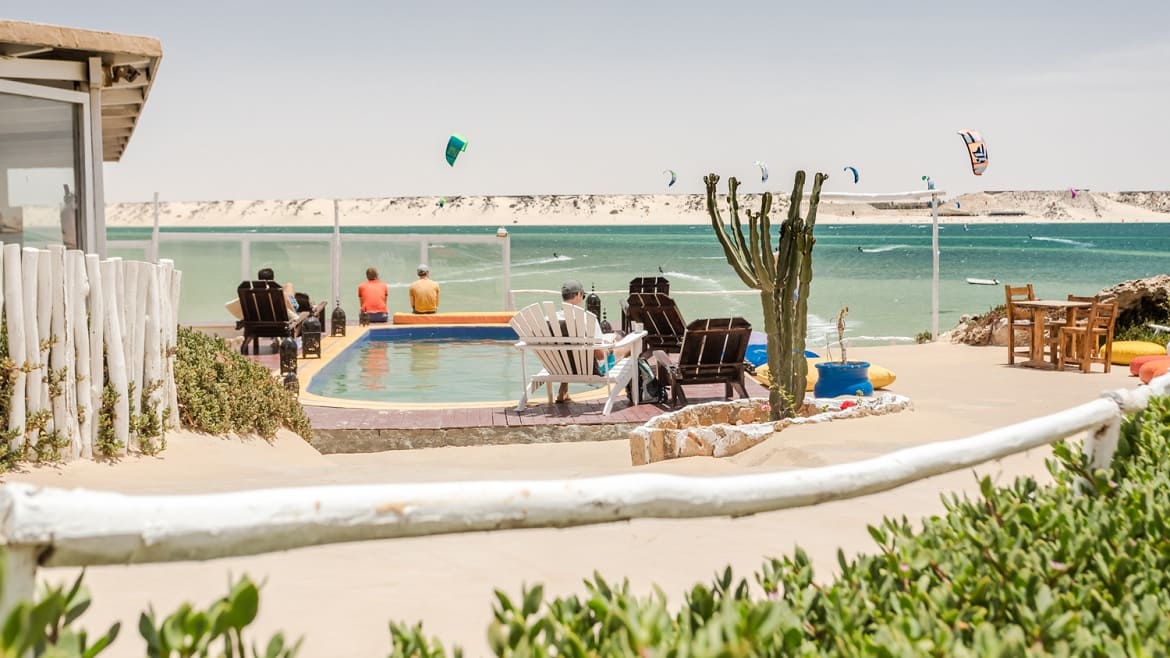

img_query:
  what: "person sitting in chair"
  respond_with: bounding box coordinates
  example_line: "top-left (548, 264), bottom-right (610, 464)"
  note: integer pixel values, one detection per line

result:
top-left (554, 279), bottom-right (631, 404)
top-left (409, 264), bottom-right (440, 314)
top-left (358, 267), bottom-right (390, 323)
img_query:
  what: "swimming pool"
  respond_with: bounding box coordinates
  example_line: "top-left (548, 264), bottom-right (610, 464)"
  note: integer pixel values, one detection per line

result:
top-left (306, 326), bottom-right (600, 405)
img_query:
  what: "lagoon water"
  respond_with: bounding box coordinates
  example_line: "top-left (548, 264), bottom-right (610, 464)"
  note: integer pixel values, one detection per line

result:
top-left (108, 223), bottom-right (1170, 346)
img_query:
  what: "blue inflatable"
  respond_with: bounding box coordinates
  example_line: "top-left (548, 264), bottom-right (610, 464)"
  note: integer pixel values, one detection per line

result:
top-left (745, 345), bottom-right (818, 367)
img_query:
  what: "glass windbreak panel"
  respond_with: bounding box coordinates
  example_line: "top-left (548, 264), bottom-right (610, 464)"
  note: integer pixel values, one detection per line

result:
top-left (0, 92), bottom-right (82, 250)
top-left (247, 239), bottom-right (333, 314)
top-left (156, 237), bottom-right (254, 325)
top-left (338, 235), bottom-right (507, 316)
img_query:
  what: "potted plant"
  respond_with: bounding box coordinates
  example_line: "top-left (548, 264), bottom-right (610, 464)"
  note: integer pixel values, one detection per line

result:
top-left (814, 306), bottom-right (873, 398)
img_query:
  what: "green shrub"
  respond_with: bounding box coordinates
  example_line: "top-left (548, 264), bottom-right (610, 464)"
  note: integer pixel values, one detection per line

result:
top-left (385, 394), bottom-right (1170, 655)
top-left (0, 563), bottom-right (298, 658)
top-left (174, 327), bottom-right (311, 441)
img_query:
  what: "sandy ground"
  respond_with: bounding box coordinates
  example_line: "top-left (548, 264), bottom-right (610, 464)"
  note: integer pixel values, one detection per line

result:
top-left (6, 342), bottom-right (1138, 656)
top-left (95, 190), bottom-right (1170, 229)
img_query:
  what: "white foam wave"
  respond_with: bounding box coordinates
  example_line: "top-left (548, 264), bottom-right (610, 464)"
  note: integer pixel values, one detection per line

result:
top-left (514, 255), bottom-right (574, 267)
top-left (660, 270), bottom-right (721, 287)
top-left (1029, 236), bottom-right (1095, 248)
top-left (859, 244), bottom-right (911, 253)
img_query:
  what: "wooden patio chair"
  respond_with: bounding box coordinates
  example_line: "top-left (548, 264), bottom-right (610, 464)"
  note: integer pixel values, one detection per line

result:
top-left (236, 281), bottom-right (301, 355)
top-left (1004, 283), bottom-right (1035, 365)
top-left (510, 302), bottom-right (645, 415)
top-left (625, 292), bottom-right (687, 355)
top-left (1058, 300), bottom-right (1117, 373)
top-left (653, 317), bottom-right (752, 408)
top-left (621, 276), bottom-right (670, 331)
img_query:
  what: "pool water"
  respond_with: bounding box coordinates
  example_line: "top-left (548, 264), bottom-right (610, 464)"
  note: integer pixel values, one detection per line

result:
top-left (306, 326), bottom-right (600, 404)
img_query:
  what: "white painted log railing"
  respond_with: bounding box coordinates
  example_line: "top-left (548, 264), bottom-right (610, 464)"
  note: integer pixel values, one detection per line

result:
top-left (0, 243), bottom-right (181, 463)
top-left (2, 374), bottom-right (1167, 615)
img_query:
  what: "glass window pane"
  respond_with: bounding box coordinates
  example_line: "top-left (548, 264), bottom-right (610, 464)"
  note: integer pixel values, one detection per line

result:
top-left (0, 92), bottom-right (82, 250)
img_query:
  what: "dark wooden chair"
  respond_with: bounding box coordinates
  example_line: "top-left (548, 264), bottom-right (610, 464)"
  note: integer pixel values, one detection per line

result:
top-left (236, 281), bottom-right (299, 355)
top-left (621, 276), bottom-right (670, 331)
top-left (626, 292), bottom-right (687, 355)
top-left (653, 317), bottom-right (752, 407)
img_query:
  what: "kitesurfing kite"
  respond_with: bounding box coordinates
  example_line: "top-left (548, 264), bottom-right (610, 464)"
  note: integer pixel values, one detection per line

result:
top-left (921, 175), bottom-right (935, 190)
top-left (754, 161), bottom-right (769, 183)
top-left (844, 166), bottom-right (859, 184)
top-left (437, 197), bottom-right (447, 208)
top-left (664, 169), bottom-right (677, 187)
top-left (1069, 188), bottom-right (1077, 199)
top-left (956, 129), bottom-right (988, 176)
top-left (445, 134), bottom-right (468, 167)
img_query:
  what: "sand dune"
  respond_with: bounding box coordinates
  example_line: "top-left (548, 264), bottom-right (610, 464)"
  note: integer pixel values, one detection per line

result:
top-left (103, 190), bottom-right (1170, 228)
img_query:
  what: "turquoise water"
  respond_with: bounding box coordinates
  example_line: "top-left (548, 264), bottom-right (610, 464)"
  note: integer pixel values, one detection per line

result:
top-left (306, 326), bottom-right (603, 403)
top-left (108, 223), bottom-right (1170, 346)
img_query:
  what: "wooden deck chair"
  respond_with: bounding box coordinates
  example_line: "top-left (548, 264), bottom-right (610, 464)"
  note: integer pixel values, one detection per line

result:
top-left (653, 317), bottom-right (752, 408)
top-left (625, 292), bottom-right (687, 355)
top-left (236, 281), bottom-right (300, 355)
top-left (510, 302), bottom-right (645, 415)
top-left (621, 276), bottom-right (670, 331)
top-left (1059, 300), bottom-right (1118, 373)
top-left (1004, 283), bottom-right (1035, 365)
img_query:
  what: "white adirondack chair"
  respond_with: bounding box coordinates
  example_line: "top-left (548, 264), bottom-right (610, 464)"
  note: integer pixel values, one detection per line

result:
top-left (510, 302), bottom-right (645, 415)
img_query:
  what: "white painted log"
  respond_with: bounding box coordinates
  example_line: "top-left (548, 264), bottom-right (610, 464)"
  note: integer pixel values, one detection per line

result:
top-left (47, 246), bottom-right (72, 457)
top-left (35, 250), bottom-right (52, 415)
top-left (132, 262), bottom-right (151, 412)
top-left (165, 264), bottom-right (181, 426)
top-left (4, 244), bottom-right (26, 447)
top-left (68, 251), bottom-right (93, 459)
top-left (85, 254), bottom-right (104, 453)
top-left (0, 546), bottom-right (37, 620)
top-left (100, 259), bottom-right (130, 454)
top-left (21, 248), bottom-right (43, 448)
top-left (0, 397), bottom-right (1123, 568)
top-left (122, 261), bottom-right (141, 445)
top-left (142, 263), bottom-right (162, 440)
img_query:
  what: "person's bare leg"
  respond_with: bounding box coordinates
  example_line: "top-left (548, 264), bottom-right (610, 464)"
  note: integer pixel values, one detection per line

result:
top-left (556, 382), bottom-right (570, 403)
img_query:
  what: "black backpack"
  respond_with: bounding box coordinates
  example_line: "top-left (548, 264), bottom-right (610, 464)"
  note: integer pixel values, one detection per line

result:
top-left (628, 357), bottom-right (668, 404)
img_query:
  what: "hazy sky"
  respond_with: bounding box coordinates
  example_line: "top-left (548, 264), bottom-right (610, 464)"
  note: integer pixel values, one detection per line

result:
top-left (11, 1), bottom-right (1170, 202)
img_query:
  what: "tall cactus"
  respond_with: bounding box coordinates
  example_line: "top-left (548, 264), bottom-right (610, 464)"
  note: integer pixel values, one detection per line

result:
top-left (705, 171), bottom-right (827, 420)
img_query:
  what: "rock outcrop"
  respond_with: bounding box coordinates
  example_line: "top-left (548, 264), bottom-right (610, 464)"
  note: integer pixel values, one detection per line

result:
top-left (1096, 275), bottom-right (1170, 328)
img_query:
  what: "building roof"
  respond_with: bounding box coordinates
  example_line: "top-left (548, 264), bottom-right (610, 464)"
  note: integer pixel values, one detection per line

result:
top-left (0, 19), bottom-right (162, 162)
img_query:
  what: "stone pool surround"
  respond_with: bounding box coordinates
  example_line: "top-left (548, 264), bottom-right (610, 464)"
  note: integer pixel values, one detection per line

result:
top-left (628, 395), bottom-right (913, 465)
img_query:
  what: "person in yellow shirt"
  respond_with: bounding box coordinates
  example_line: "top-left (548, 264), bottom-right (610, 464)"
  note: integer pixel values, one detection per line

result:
top-left (408, 264), bottom-right (440, 313)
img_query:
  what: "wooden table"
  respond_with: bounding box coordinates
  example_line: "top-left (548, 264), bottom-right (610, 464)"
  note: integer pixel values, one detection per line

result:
top-left (1012, 300), bottom-right (1091, 369)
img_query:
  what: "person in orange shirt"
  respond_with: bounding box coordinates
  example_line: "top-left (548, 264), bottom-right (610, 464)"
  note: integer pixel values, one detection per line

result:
top-left (358, 267), bottom-right (390, 323)
top-left (408, 264), bottom-right (440, 314)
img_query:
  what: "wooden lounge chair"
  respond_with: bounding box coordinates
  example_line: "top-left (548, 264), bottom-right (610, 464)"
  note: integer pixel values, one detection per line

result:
top-left (236, 281), bottom-right (300, 355)
top-left (625, 292), bottom-right (687, 355)
top-left (653, 317), bottom-right (752, 407)
top-left (1058, 300), bottom-right (1117, 373)
top-left (621, 276), bottom-right (670, 331)
top-left (510, 302), bottom-right (645, 415)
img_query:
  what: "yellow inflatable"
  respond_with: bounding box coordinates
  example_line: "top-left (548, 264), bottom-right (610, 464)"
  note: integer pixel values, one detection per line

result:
top-left (753, 359), bottom-right (896, 391)
top-left (1110, 341), bottom-right (1166, 365)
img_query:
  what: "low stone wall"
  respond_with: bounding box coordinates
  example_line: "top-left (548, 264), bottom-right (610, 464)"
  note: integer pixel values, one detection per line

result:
top-left (629, 395), bottom-right (913, 465)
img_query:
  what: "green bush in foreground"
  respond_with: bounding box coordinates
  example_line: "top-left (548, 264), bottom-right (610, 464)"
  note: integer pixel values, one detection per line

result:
top-left (174, 327), bottom-right (311, 441)
top-left (0, 569), bottom-right (298, 658)
top-left (384, 395), bottom-right (1170, 656)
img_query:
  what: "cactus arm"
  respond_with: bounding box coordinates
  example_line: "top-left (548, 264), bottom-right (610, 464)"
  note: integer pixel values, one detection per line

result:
top-left (705, 174), bottom-right (758, 289)
top-left (726, 178), bottom-right (752, 258)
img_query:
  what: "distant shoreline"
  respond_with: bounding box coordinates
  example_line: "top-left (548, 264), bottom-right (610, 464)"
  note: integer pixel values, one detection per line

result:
top-left (103, 190), bottom-right (1170, 228)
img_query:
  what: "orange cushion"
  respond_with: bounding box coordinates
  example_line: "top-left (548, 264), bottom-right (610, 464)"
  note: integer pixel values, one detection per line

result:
top-left (392, 311), bottom-right (515, 325)
top-left (1139, 359), bottom-right (1170, 384)
top-left (1129, 354), bottom-right (1170, 377)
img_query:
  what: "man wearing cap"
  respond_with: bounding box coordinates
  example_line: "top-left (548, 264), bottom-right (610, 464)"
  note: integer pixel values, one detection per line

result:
top-left (554, 279), bottom-right (630, 403)
top-left (409, 264), bottom-right (440, 314)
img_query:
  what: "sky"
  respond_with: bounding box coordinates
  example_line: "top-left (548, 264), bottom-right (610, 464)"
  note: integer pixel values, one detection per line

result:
top-left (10, 1), bottom-right (1170, 202)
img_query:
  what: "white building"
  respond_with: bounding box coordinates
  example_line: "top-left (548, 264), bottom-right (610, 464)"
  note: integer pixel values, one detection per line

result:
top-left (0, 19), bottom-right (160, 254)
